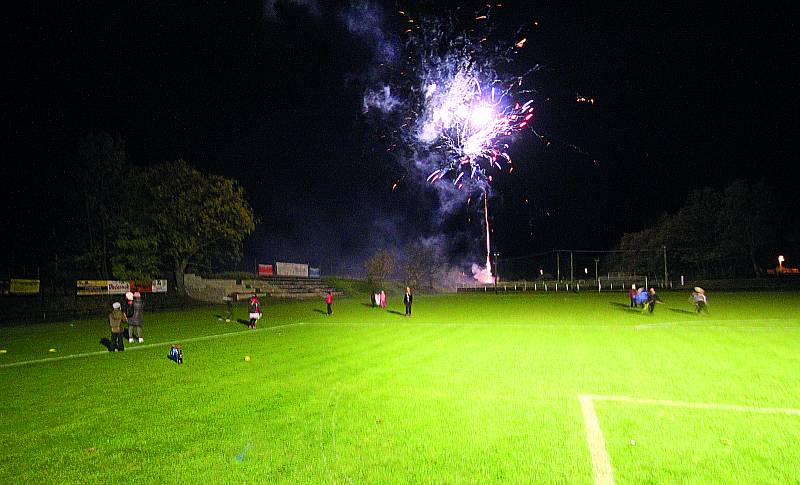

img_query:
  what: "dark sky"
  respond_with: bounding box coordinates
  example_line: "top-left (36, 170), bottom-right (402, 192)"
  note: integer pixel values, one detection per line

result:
top-left (3, 1), bottom-right (797, 275)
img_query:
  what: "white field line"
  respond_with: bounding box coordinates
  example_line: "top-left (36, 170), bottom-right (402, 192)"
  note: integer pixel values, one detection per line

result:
top-left (302, 320), bottom-right (798, 330)
top-left (578, 394), bottom-right (800, 485)
top-left (579, 395), bottom-right (616, 485)
top-left (0, 322), bottom-right (308, 369)
top-left (3, 319), bottom-right (797, 369)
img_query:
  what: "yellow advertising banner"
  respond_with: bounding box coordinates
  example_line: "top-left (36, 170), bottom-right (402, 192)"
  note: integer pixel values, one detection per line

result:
top-left (10, 279), bottom-right (40, 295)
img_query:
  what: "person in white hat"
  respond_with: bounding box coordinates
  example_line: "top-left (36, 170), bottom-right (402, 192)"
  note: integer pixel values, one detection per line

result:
top-left (691, 287), bottom-right (708, 314)
top-left (109, 302), bottom-right (128, 352)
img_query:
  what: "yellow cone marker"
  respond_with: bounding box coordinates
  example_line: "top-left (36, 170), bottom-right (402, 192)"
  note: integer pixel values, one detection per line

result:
top-left (244, 355), bottom-right (251, 362)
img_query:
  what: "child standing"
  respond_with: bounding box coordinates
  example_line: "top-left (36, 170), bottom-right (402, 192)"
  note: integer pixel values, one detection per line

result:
top-left (325, 291), bottom-right (333, 315)
top-left (108, 302), bottom-right (127, 352)
top-left (223, 293), bottom-right (234, 322)
top-left (128, 291), bottom-right (144, 343)
top-left (248, 295), bottom-right (261, 329)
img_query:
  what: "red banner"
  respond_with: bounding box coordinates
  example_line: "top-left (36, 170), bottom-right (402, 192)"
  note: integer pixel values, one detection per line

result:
top-left (258, 264), bottom-right (274, 277)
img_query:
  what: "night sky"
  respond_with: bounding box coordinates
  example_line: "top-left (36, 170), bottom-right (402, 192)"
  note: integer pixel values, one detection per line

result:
top-left (3, 1), bottom-right (797, 275)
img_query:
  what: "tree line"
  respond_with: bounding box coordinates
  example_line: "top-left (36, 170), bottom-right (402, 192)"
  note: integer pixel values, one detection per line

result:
top-left (41, 133), bottom-right (256, 294)
top-left (608, 179), bottom-right (784, 279)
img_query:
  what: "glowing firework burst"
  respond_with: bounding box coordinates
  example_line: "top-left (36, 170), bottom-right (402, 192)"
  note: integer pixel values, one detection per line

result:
top-left (367, 5), bottom-right (538, 195)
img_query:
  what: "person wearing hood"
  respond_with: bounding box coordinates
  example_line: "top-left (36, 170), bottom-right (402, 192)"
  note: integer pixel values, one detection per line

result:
top-left (109, 302), bottom-right (127, 352)
top-left (128, 292), bottom-right (144, 343)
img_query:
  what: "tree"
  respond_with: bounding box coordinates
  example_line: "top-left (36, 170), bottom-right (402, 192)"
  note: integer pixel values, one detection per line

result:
top-left (365, 249), bottom-right (394, 290)
top-left (111, 225), bottom-right (161, 282)
top-left (720, 179), bottom-right (771, 277)
top-left (402, 237), bottom-right (444, 288)
top-left (73, 132), bottom-right (128, 278)
top-left (144, 160), bottom-right (256, 294)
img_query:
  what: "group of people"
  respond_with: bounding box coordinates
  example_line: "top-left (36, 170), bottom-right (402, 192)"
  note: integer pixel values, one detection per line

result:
top-left (628, 285), bottom-right (662, 313)
top-left (370, 287), bottom-right (414, 316)
top-left (627, 284), bottom-right (710, 314)
top-left (372, 290), bottom-right (387, 309)
top-left (107, 291), bottom-right (145, 352)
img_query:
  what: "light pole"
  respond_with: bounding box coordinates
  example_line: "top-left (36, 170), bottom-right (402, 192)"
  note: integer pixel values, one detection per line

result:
top-left (594, 258), bottom-right (600, 284)
top-left (493, 252), bottom-right (500, 293)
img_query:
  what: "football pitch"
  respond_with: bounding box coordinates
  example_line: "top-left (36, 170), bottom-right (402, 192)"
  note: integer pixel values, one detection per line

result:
top-left (1, 291), bottom-right (799, 484)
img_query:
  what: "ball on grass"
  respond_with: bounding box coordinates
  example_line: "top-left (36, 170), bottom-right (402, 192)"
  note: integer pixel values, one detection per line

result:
top-left (49, 348), bottom-right (57, 353)
top-left (244, 355), bottom-right (251, 362)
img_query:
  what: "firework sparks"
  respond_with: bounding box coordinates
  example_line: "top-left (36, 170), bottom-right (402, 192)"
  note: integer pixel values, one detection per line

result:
top-left (363, 5), bottom-right (540, 283)
top-left (382, 8), bottom-right (540, 196)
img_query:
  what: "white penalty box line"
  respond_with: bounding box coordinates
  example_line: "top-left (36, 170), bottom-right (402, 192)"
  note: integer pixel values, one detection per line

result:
top-left (578, 393), bottom-right (800, 485)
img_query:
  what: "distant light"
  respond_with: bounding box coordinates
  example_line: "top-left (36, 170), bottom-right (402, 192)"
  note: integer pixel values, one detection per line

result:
top-left (584, 268), bottom-right (588, 274)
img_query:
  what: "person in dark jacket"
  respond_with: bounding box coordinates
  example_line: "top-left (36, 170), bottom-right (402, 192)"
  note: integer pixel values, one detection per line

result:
top-left (248, 295), bottom-right (261, 329)
top-left (404, 287), bottom-right (413, 316)
top-left (128, 292), bottom-right (144, 343)
top-left (325, 291), bottom-right (333, 315)
top-left (109, 302), bottom-right (127, 352)
top-left (646, 288), bottom-right (662, 313)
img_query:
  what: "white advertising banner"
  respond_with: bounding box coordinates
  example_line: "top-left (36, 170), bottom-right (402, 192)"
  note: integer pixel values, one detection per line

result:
top-left (151, 280), bottom-right (168, 293)
top-left (275, 262), bottom-right (309, 277)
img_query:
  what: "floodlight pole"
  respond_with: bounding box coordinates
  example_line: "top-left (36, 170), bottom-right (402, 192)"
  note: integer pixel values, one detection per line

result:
top-left (570, 251), bottom-right (574, 283)
top-left (556, 251), bottom-right (561, 281)
top-left (594, 258), bottom-right (599, 284)
top-left (663, 246), bottom-right (668, 288)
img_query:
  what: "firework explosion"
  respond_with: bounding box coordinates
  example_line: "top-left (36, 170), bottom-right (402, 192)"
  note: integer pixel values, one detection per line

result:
top-left (364, 4), bottom-right (539, 283)
top-left (367, 6), bottom-right (537, 191)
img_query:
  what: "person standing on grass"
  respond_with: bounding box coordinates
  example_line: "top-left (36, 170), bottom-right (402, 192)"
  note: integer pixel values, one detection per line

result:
top-left (248, 295), bottom-right (261, 329)
top-left (223, 293), bottom-right (234, 322)
top-left (634, 287), bottom-right (648, 308)
top-left (325, 291), bottom-right (333, 315)
top-left (628, 284), bottom-right (637, 308)
top-left (109, 302), bottom-right (127, 352)
top-left (380, 290), bottom-right (386, 309)
top-left (128, 292), bottom-right (144, 343)
top-left (646, 287), bottom-right (662, 313)
top-left (404, 286), bottom-right (413, 316)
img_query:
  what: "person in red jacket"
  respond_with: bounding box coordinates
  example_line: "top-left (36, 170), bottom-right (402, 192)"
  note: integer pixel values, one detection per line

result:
top-left (248, 295), bottom-right (261, 329)
top-left (325, 291), bottom-right (333, 315)
top-left (628, 284), bottom-right (637, 308)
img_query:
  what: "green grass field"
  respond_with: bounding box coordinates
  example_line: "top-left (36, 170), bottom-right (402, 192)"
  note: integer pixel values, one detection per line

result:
top-left (2, 290), bottom-right (799, 484)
